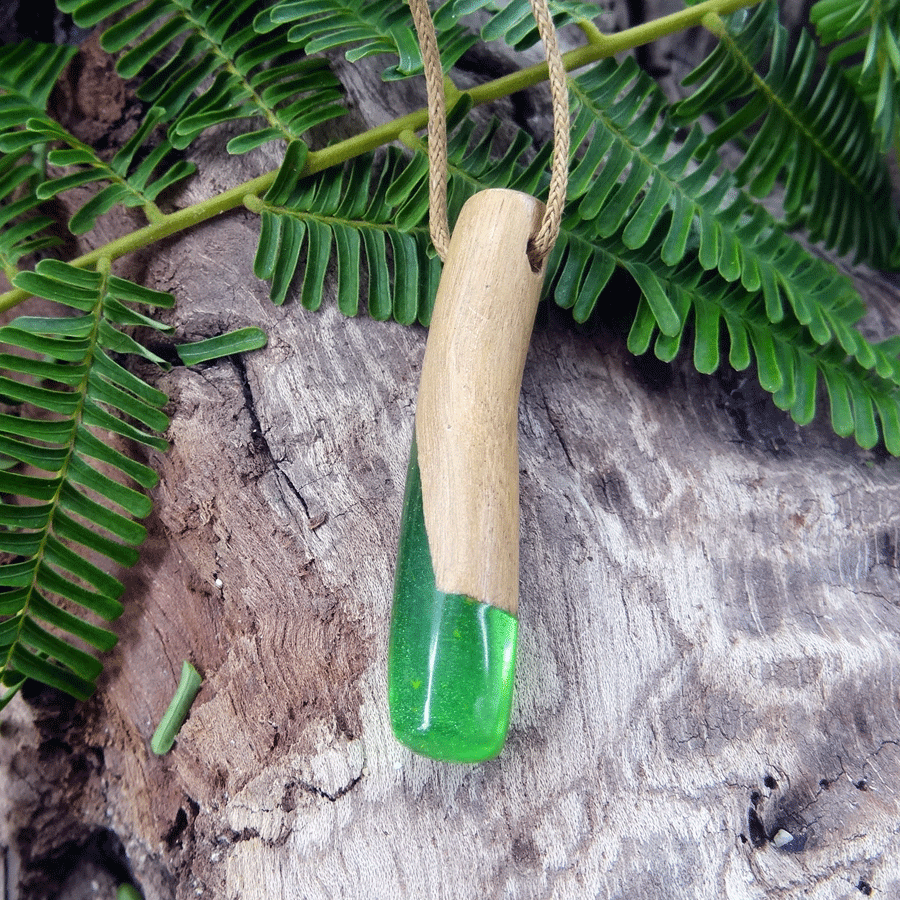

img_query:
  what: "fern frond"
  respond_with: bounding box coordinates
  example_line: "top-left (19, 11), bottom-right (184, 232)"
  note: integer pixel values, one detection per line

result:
top-left (1, 110), bottom-right (197, 234)
top-left (0, 260), bottom-right (172, 707)
top-left (811, 0), bottom-right (900, 152)
top-left (673, 0), bottom-right (900, 270)
top-left (249, 56), bottom-right (900, 453)
top-left (565, 57), bottom-right (868, 358)
top-left (58, 0), bottom-right (346, 154)
top-left (620, 247), bottom-right (900, 454)
top-left (451, 0), bottom-right (600, 52)
top-left (249, 141), bottom-right (442, 320)
top-left (0, 42), bottom-right (80, 274)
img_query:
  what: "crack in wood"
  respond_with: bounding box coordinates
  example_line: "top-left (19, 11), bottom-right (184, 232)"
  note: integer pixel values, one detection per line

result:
top-left (296, 772), bottom-right (363, 804)
top-left (540, 391), bottom-right (575, 470)
top-left (231, 355), bottom-right (318, 524)
top-left (219, 771), bottom-right (362, 853)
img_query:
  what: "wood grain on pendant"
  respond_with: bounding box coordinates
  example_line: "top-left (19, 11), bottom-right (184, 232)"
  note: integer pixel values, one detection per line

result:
top-left (415, 189), bottom-right (547, 617)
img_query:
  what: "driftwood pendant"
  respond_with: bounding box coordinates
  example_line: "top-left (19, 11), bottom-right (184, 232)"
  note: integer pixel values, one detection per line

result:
top-left (388, 189), bottom-right (547, 762)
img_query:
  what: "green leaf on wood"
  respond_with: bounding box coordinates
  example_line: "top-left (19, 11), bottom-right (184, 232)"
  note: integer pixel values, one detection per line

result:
top-left (176, 327), bottom-right (268, 366)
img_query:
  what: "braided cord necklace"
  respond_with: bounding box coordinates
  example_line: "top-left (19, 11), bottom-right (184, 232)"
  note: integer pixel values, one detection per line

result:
top-left (388, 0), bottom-right (571, 763)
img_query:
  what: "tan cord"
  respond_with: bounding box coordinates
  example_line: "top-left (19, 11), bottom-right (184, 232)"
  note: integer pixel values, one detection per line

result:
top-left (408, 0), bottom-right (451, 260)
top-left (526, 0), bottom-right (570, 268)
top-left (406, 0), bottom-right (569, 268)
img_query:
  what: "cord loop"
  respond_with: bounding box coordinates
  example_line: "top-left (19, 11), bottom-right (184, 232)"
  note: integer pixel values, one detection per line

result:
top-left (407, 0), bottom-right (569, 268)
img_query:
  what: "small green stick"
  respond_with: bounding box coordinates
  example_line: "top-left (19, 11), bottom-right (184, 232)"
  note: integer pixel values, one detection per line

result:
top-left (151, 661), bottom-right (202, 755)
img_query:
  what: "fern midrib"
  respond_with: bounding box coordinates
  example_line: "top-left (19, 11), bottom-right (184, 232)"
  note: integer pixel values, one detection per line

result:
top-left (51, 129), bottom-right (164, 222)
top-left (255, 198), bottom-right (430, 238)
top-left (170, 0), bottom-right (295, 143)
top-left (0, 259), bottom-right (110, 686)
top-left (703, 11), bottom-right (874, 199)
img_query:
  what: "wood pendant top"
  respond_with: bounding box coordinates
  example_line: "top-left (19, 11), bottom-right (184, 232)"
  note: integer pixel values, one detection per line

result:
top-left (416, 188), bottom-right (547, 616)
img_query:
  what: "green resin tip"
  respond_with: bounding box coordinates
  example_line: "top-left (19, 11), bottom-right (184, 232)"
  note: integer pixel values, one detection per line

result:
top-left (388, 438), bottom-right (517, 763)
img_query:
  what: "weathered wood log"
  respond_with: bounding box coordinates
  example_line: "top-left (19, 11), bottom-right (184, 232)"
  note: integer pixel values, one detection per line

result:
top-left (3, 7), bottom-right (900, 900)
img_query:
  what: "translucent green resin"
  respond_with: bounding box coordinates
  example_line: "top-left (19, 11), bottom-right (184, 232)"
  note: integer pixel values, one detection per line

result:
top-left (388, 437), bottom-right (517, 763)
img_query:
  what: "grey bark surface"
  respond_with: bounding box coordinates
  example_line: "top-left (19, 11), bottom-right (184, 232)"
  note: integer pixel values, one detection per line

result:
top-left (3, 5), bottom-right (900, 899)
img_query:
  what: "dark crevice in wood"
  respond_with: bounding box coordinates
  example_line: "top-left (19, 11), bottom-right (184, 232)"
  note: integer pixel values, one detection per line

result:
top-left (163, 808), bottom-right (189, 850)
top-left (747, 806), bottom-right (767, 848)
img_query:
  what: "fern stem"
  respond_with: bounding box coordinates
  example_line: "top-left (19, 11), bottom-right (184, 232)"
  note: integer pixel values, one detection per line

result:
top-left (305, 111), bottom-right (433, 176)
top-left (0, 173), bottom-right (277, 313)
top-left (143, 202), bottom-right (166, 226)
top-left (576, 20), bottom-right (609, 50)
top-left (462, 0), bottom-right (765, 105)
top-left (0, 0), bottom-right (763, 314)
